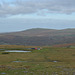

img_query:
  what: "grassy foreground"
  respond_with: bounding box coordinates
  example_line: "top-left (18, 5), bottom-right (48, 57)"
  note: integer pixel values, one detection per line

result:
top-left (0, 45), bottom-right (75, 75)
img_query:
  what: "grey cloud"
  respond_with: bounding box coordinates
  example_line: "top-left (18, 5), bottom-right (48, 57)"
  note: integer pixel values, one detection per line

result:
top-left (0, 0), bottom-right (75, 17)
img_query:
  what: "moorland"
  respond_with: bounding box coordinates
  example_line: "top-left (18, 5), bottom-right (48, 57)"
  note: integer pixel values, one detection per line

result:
top-left (0, 45), bottom-right (75, 75)
top-left (0, 28), bottom-right (75, 46)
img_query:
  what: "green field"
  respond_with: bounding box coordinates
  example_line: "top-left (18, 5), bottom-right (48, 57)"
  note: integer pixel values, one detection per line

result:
top-left (0, 45), bottom-right (75, 75)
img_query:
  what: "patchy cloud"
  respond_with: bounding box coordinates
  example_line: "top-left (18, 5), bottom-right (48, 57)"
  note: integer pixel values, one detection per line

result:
top-left (0, 0), bottom-right (75, 17)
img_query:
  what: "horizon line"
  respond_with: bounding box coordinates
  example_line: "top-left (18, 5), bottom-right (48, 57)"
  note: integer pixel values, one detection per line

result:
top-left (0, 27), bottom-right (75, 34)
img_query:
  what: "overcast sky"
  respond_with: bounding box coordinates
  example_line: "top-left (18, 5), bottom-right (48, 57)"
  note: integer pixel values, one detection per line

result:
top-left (0, 0), bottom-right (75, 33)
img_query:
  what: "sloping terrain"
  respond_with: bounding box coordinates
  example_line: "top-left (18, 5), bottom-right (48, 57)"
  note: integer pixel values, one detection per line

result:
top-left (0, 28), bottom-right (75, 46)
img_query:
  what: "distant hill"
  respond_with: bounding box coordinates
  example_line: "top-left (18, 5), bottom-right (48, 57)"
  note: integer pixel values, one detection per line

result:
top-left (0, 28), bottom-right (75, 46)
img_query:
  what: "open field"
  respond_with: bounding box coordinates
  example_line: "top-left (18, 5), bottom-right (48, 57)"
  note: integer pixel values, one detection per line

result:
top-left (0, 45), bottom-right (75, 75)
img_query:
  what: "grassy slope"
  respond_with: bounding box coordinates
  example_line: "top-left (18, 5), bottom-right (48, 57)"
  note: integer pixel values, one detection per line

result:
top-left (0, 45), bottom-right (75, 75)
top-left (0, 28), bottom-right (75, 46)
top-left (53, 43), bottom-right (75, 47)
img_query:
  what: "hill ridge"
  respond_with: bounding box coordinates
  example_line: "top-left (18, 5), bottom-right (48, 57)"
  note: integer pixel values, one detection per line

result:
top-left (0, 28), bottom-right (75, 46)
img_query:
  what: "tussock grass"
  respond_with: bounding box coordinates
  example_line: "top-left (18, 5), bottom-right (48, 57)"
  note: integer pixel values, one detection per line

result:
top-left (0, 45), bottom-right (75, 75)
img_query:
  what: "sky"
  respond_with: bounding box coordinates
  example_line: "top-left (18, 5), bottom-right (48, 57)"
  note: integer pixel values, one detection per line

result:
top-left (0, 0), bottom-right (75, 33)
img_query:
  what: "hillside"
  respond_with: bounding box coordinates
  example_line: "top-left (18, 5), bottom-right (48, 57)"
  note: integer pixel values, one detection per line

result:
top-left (0, 28), bottom-right (75, 46)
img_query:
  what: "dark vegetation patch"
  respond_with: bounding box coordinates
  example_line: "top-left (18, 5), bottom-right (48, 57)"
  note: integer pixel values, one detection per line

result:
top-left (2, 52), bottom-right (9, 54)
